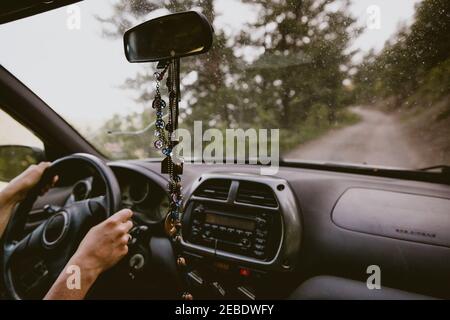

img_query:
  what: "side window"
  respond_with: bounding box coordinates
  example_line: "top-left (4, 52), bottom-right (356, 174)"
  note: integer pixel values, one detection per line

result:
top-left (0, 108), bottom-right (45, 191)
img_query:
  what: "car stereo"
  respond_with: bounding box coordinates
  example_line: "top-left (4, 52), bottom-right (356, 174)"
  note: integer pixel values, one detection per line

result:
top-left (183, 202), bottom-right (281, 261)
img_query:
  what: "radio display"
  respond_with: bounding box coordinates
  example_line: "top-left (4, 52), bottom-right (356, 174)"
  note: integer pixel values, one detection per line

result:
top-left (205, 213), bottom-right (255, 231)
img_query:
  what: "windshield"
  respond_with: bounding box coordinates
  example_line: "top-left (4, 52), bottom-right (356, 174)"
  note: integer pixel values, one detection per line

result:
top-left (1, 0), bottom-right (449, 169)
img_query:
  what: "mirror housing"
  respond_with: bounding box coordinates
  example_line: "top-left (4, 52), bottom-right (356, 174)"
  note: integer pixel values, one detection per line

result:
top-left (124, 11), bottom-right (213, 63)
top-left (0, 145), bottom-right (45, 182)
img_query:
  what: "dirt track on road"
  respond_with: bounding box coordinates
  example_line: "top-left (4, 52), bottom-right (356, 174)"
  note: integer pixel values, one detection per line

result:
top-left (285, 106), bottom-right (427, 169)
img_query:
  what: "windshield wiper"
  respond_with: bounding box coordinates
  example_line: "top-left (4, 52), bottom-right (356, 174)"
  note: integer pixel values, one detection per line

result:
top-left (279, 160), bottom-right (450, 185)
top-left (419, 165), bottom-right (450, 174)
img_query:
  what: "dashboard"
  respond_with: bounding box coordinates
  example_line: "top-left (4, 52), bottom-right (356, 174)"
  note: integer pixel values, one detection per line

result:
top-left (116, 161), bottom-right (450, 299)
top-left (113, 166), bottom-right (169, 224)
top-left (24, 160), bottom-right (450, 299)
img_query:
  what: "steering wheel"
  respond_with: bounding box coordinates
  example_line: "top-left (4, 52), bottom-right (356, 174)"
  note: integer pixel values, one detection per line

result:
top-left (2, 153), bottom-right (121, 300)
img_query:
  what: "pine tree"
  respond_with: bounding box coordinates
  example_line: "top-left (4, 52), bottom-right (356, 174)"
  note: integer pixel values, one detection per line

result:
top-left (236, 0), bottom-right (360, 127)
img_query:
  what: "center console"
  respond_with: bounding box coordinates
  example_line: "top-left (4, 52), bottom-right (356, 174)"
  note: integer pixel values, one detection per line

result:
top-left (186, 202), bottom-right (281, 261)
top-left (180, 173), bottom-right (301, 299)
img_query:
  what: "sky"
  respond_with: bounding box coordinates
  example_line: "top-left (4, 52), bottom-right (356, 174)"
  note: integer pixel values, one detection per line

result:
top-left (0, 0), bottom-right (422, 134)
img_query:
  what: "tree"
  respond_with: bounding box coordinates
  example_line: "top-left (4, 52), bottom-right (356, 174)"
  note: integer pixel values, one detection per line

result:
top-left (353, 0), bottom-right (450, 104)
top-left (97, 0), bottom-right (239, 127)
top-left (93, 0), bottom-right (362, 157)
top-left (236, 0), bottom-right (360, 127)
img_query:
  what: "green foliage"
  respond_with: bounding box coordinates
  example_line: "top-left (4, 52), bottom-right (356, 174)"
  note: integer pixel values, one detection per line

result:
top-left (0, 146), bottom-right (39, 182)
top-left (93, 0), bottom-right (360, 159)
top-left (353, 0), bottom-right (450, 105)
top-left (418, 58), bottom-right (450, 101)
top-left (238, 0), bottom-right (360, 126)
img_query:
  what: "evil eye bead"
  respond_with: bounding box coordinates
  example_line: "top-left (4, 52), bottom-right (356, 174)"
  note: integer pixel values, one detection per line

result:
top-left (154, 130), bottom-right (162, 137)
top-left (153, 98), bottom-right (166, 109)
top-left (175, 200), bottom-right (183, 207)
top-left (162, 148), bottom-right (172, 156)
top-left (170, 210), bottom-right (179, 220)
top-left (156, 111), bottom-right (163, 117)
top-left (156, 119), bottom-right (165, 129)
top-left (154, 139), bottom-right (164, 149)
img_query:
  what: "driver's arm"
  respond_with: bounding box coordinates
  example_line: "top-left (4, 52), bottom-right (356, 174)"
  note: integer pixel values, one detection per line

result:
top-left (0, 162), bottom-right (55, 237)
top-left (0, 162), bottom-right (133, 300)
top-left (44, 209), bottom-right (133, 300)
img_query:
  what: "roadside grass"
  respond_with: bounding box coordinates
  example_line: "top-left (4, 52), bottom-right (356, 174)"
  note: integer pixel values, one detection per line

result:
top-left (400, 96), bottom-right (450, 166)
top-left (280, 106), bottom-right (361, 153)
top-left (371, 93), bottom-right (450, 167)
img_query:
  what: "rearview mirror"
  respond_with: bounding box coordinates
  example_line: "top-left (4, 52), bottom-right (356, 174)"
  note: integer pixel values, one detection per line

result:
top-left (0, 145), bottom-right (45, 182)
top-left (124, 11), bottom-right (214, 63)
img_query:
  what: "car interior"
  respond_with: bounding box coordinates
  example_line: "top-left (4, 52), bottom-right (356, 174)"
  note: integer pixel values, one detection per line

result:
top-left (0, 0), bottom-right (449, 300)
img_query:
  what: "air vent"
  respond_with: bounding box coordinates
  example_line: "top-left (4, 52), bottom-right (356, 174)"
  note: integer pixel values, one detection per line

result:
top-left (194, 179), bottom-right (231, 200)
top-left (236, 181), bottom-right (278, 207)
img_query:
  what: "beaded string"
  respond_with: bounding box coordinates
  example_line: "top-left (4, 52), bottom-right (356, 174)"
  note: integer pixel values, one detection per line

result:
top-left (152, 61), bottom-right (190, 299)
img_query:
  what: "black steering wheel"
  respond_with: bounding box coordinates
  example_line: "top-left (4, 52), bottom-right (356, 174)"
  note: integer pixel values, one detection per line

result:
top-left (2, 153), bottom-right (122, 300)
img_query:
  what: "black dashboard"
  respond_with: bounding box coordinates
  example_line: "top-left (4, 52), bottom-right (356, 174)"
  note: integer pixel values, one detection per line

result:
top-left (24, 160), bottom-right (450, 299)
top-left (113, 160), bottom-right (450, 299)
top-left (113, 166), bottom-right (169, 224)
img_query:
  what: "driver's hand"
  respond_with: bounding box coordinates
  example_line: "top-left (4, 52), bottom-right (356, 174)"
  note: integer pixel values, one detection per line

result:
top-left (1, 162), bottom-right (58, 205)
top-left (71, 209), bottom-right (134, 275)
top-left (44, 209), bottom-right (134, 300)
top-left (0, 162), bottom-right (58, 240)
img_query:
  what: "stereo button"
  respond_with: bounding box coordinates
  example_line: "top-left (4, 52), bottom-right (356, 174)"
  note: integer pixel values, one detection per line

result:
top-left (256, 218), bottom-right (267, 229)
top-left (255, 238), bottom-right (266, 245)
top-left (256, 231), bottom-right (268, 238)
top-left (254, 244), bottom-right (265, 251)
top-left (253, 250), bottom-right (265, 258)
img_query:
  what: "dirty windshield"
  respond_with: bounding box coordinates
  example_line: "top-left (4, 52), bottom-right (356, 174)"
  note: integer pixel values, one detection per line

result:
top-left (0, 0), bottom-right (449, 169)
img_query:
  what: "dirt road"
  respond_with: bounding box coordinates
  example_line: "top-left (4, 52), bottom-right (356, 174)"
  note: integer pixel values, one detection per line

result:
top-left (286, 106), bottom-right (426, 168)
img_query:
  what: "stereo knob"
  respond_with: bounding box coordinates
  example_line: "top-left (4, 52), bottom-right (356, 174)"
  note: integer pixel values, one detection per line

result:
top-left (256, 218), bottom-right (267, 229)
top-left (129, 253), bottom-right (145, 270)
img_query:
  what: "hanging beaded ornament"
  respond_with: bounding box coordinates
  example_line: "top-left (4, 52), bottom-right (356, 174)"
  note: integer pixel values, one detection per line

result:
top-left (152, 61), bottom-right (190, 299)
